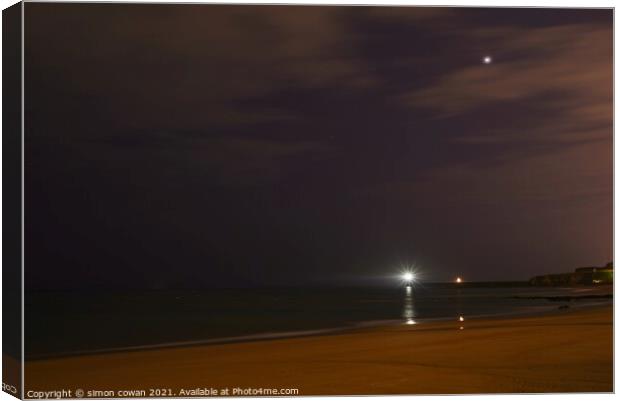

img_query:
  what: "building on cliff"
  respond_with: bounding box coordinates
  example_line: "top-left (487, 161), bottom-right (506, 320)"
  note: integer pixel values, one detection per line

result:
top-left (529, 262), bottom-right (613, 286)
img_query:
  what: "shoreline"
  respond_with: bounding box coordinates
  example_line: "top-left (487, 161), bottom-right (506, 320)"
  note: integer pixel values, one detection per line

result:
top-left (26, 305), bottom-right (613, 394)
top-left (26, 300), bottom-right (612, 361)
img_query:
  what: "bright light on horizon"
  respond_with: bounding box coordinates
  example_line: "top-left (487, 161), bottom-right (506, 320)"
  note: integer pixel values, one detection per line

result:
top-left (456, 277), bottom-right (462, 283)
top-left (403, 272), bottom-right (415, 282)
top-left (399, 264), bottom-right (420, 285)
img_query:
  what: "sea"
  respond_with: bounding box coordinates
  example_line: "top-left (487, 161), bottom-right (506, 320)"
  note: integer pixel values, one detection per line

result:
top-left (25, 284), bottom-right (612, 359)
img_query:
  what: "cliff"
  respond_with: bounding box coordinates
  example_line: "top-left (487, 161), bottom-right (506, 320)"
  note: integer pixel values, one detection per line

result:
top-left (529, 262), bottom-right (613, 286)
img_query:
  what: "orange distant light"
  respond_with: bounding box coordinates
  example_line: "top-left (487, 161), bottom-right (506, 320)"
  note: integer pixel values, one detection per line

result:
top-left (456, 277), bottom-right (462, 283)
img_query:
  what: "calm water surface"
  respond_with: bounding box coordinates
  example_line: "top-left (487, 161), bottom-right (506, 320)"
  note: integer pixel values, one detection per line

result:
top-left (26, 285), bottom-right (612, 358)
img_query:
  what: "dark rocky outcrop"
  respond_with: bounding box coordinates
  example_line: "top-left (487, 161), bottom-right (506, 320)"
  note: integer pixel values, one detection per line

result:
top-left (529, 262), bottom-right (613, 286)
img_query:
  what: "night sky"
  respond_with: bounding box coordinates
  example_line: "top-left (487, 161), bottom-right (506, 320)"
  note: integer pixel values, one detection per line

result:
top-left (25, 4), bottom-right (612, 290)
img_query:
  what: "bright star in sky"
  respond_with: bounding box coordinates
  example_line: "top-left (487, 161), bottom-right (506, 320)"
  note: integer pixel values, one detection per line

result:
top-left (482, 55), bottom-right (493, 64)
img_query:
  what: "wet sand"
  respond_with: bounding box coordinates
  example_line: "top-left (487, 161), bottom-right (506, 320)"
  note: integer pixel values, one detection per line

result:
top-left (25, 305), bottom-right (612, 395)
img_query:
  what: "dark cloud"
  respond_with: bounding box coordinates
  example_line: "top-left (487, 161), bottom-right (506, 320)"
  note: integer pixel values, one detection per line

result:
top-left (27, 5), bottom-right (375, 132)
top-left (402, 24), bottom-right (611, 129)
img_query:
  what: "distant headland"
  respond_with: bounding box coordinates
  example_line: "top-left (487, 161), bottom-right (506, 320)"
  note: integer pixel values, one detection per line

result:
top-left (529, 262), bottom-right (613, 286)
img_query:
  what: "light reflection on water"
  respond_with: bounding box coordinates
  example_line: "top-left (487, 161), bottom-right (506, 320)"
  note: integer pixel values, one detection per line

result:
top-left (403, 285), bottom-right (468, 329)
top-left (403, 285), bottom-right (416, 324)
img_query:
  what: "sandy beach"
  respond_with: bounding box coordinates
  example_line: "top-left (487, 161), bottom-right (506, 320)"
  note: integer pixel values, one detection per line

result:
top-left (25, 305), bottom-right (612, 396)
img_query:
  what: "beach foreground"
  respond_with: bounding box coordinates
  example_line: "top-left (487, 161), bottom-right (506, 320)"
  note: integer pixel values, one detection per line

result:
top-left (26, 306), bottom-right (612, 395)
